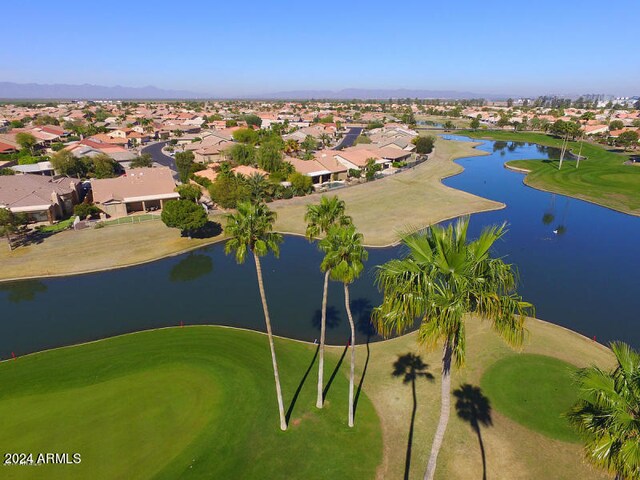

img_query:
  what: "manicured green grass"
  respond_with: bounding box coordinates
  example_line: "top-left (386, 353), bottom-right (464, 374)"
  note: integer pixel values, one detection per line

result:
top-left (0, 327), bottom-right (382, 479)
top-left (481, 354), bottom-right (579, 443)
top-left (35, 218), bottom-right (74, 233)
top-left (462, 130), bottom-right (640, 215)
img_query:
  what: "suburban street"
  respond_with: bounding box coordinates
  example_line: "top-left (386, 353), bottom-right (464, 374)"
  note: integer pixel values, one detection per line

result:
top-left (333, 127), bottom-right (363, 150)
top-left (142, 141), bottom-right (175, 171)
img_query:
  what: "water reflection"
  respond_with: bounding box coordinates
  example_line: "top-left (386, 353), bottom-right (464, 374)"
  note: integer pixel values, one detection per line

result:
top-left (0, 281), bottom-right (47, 303)
top-left (169, 254), bottom-right (213, 282)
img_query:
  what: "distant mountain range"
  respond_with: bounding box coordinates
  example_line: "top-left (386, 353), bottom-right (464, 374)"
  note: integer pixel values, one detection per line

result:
top-left (0, 82), bottom-right (513, 101)
top-left (0, 82), bottom-right (206, 100)
top-left (247, 88), bottom-right (509, 100)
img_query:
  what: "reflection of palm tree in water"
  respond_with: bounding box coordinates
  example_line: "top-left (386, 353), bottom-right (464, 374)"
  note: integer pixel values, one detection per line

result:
top-left (554, 197), bottom-right (571, 235)
top-left (542, 193), bottom-right (556, 226)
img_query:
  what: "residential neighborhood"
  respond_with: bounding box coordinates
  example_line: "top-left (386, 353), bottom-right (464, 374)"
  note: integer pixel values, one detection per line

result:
top-left (0, 2), bottom-right (639, 476)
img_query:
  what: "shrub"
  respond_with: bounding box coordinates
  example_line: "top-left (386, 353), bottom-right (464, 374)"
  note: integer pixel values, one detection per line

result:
top-left (74, 203), bottom-right (101, 219)
top-left (288, 172), bottom-right (313, 195)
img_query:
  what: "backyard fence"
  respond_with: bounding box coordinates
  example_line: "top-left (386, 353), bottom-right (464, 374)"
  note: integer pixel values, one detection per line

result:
top-left (101, 214), bottom-right (162, 227)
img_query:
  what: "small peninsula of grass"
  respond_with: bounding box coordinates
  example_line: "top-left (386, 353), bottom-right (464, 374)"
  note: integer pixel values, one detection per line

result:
top-left (462, 130), bottom-right (640, 216)
top-left (481, 354), bottom-right (579, 443)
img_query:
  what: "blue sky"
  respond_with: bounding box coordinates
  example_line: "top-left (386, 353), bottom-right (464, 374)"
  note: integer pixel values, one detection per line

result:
top-left (3, 0), bottom-right (639, 96)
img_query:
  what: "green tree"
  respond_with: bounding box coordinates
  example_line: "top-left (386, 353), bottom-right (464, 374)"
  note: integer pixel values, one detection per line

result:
top-left (364, 158), bottom-right (382, 181)
top-left (413, 135), bottom-right (435, 154)
top-left (175, 150), bottom-right (195, 183)
top-left (301, 135), bottom-right (318, 153)
top-left (305, 196), bottom-right (352, 408)
top-left (288, 172), bottom-right (312, 195)
top-left (567, 342), bottom-right (640, 480)
top-left (470, 117), bottom-right (480, 130)
top-left (609, 120), bottom-right (624, 131)
top-left (245, 173), bottom-right (269, 203)
top-left (130, 153), bottom-right (153, 168)
top-left (319, 133), bottom-right (332, 147)
top-left (0, 208), bottom-right (27, 251)
top-left (374, 218), bottom-right (533, 480)
top-left (617, 130), bottom-right (639, 150)
top-left (232, 128), bottom-right (259, 144)
top-left (92, 153), bottom-right (118, 179)
top-left (161, 199), bottom-right (207, 236)
top-left (176, 184), bottom-right (203, 202)
top-left (226, 143), bottom-right (255, 165)
top-left (15, 132), bottom-right (37, 154)
top-left (208, 172), bottom-right (249, 208)
top-left (319, 224), bottom-right (368, 427)
top-left (443, 120), bottom-right (455, 130)
top-left (224, 202), bottom-right (287, 430)
top-left (284, 139), bottom-right (300, 155)
top-left (256, 141), bottom-right (284, 173)
top-left (51, 150), bottom-right (85, 177)
top-left (243, 114), bottom-right (262, 128)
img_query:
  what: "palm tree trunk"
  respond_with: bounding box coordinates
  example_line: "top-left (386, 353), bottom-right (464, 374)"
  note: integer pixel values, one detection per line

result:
top-left (576, 135), bottom-right (584, 169)
top-left (344, 283), bottom-right (356, 427)
top-left (559, 134), bottom-right (568, 170)
top-left (317, 269), bottom-right (330, 408)
top-left (253, 253), bottom-right (287, 431)
top-left (424, 342), bottom-right (453, 480)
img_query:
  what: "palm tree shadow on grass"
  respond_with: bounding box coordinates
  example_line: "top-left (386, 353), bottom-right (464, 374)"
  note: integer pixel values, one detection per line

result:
top-left (392, 353), bottom-right (434, 480)
top-left (322, 343), bottom-right (348, 403)
top-left (352, 297), bottom-right (375, 418)
top-left (285, 344), bottom-right (319, 424)
top-left (453, 384), bottom-right (493, 480)
top-left (322, 297), bottom-right (374, 406)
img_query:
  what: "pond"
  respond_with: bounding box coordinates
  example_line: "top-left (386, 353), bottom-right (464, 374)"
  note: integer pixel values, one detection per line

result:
top-left (1, 135), bottom-right (638, 357)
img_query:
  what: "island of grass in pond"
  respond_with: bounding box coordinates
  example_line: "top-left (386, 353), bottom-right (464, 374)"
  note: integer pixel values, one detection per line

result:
top-left (0, 326), bottom-right (382, 480)
top-left (461, 130), bottom-right (640, 215)
top-left (480, 354), bottom-right (579, 443)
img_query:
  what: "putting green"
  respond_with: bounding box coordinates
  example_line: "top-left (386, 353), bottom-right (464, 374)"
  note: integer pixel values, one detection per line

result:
top-left (480, 354), bottom-right (579, 443)
top-left (0, 327), bottom-right (382, 479)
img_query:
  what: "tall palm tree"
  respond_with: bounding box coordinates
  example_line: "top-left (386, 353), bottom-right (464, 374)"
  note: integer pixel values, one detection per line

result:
top-left (224, 201), bottom-right (287, 431)
top-left (567, 342), bottom-right (640, 480)
top-left (319, 224), bottom-right (368, 427)
top-left (305, 196), bottom-right (352, 409)
top-left (374, 217), bottom-right (532, 480)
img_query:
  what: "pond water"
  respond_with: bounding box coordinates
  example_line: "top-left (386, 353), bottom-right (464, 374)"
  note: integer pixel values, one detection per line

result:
top-left (1, 136), bottom-right (638, 357)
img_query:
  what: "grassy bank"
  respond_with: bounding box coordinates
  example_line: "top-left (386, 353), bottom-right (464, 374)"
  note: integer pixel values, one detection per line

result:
top-left (0, 327), bottom-right (381, 480)
top-left (0, 136), bottom-right (502, 281)
top-left (462, 130), bottom-right (640, 215)
top-left (0, 319), bottom-right (614, 479)
top-left (271, 136), bottom-right (502, 245)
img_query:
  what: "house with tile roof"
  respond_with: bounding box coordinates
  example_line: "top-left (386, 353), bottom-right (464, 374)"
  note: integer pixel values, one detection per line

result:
top-left (91, 167), bottom-right (179, 218)
top-left (0, 174), bottom-right (81, 223)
